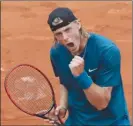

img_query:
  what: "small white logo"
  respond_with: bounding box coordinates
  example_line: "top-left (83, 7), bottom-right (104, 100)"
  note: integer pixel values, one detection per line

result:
top-left (88, 68), bottom-right (97, 72)
top-left (52, 17), bottom-right (63, 26)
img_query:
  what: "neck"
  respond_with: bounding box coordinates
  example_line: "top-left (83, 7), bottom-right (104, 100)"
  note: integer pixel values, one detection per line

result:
top-left (73, 33), bottom-right (90, 56)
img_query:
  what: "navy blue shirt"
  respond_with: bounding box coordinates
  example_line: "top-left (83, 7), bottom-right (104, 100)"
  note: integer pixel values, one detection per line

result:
top-left (50, 33), bottom-right (128, 125)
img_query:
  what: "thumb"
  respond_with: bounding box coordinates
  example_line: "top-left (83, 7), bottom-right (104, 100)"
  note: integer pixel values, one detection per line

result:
top-left (55, 106), bottom-right (67, 118)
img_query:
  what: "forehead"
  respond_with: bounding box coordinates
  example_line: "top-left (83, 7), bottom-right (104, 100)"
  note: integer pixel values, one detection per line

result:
top-left (53, 22), bottom-right (74, 34)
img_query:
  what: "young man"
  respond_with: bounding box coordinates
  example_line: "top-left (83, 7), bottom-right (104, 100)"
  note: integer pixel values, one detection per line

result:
top-left (47, 7), bottom-right (130, 125)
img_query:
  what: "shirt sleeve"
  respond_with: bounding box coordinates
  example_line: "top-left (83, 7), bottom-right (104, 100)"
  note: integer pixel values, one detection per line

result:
top-left (50, 57), bottom-right (67, 85)
top-left (50, 47), bottom-right (68, 85)
top-left (50, 57), bottom-right (59, 77)
top-left (95, 45), bottom-right (122, 87)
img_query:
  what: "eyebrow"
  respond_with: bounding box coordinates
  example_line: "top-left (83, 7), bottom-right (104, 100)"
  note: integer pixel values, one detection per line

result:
top-left (54, 26), bottom-right (71, 34)
top-left (54, 30), bottom-right (62, 35)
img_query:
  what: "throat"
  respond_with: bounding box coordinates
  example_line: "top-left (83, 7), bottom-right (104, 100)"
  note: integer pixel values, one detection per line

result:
top-left (75, 36), bottom-right (88, 56)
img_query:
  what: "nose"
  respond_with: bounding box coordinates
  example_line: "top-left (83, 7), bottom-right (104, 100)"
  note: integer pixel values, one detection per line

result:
top-left (62, 32), bottom-right (68, 41)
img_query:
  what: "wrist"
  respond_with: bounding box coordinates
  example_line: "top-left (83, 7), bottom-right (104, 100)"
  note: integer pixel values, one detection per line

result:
top-left (59, 105), bottom-right (67, 111)
top-left (74, 71), bottom-right (93, 89)
top-left (59, 102), bottom-right (68, 110)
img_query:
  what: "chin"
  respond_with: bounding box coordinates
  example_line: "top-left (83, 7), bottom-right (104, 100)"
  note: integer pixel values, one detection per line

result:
top-left (71, 46), bottom-right (80, 55)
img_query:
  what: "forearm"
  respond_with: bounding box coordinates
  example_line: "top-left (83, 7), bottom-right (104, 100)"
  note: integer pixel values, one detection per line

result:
top-left (75, 71), bottom-right (112, 110)
top-left (59, 84), bottom-right (68, 109)
top-left (83, 83), bottom-right (112, 110)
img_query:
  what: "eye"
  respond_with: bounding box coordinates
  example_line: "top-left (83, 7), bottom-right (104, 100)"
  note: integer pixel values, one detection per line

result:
top-left (55, 32), bottom-right (62, 36)
top-left (65, 28), bottom-right (71, 32)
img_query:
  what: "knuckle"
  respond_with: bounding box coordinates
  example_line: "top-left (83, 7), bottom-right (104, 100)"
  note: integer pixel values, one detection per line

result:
top-left (49, 121), bottom-right (55, 124)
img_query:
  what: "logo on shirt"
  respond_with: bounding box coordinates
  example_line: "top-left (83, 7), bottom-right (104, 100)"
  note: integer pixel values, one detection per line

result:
top-left (88, 68), bottom-right (97, 72)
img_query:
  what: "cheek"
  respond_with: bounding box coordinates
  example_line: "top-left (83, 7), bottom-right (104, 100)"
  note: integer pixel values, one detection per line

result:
top-left (69, 29), bottom-right (80, 41)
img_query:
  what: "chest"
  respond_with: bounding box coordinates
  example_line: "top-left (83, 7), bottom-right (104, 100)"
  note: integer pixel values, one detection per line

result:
top-left (58, 51), bottom-right (100, 87)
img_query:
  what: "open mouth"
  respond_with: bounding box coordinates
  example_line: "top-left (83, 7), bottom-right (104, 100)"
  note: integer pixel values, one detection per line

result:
top-left (66, 42), bottom-right (74, 48)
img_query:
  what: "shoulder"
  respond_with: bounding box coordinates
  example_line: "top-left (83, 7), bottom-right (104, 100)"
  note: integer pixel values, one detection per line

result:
top-left (90, 33), bottom-right (120, 54)
top-left (50, 42), bottom-right (68, 63)
top-left (91, 33), bottom-right (116, 47)
top-left (50, 42), bottom-right (62, 58)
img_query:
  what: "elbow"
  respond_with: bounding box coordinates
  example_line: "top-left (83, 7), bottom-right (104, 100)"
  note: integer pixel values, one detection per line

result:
top-left (96, 90), bottom-right (112, 110)
top-left (96, 102), bottom-right (109, 111)
top-left (95, 97), bottom-right (111, 111)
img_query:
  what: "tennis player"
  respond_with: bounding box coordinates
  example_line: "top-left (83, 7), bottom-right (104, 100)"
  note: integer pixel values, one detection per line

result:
top-left (47, 7), bottom-right (130, 125)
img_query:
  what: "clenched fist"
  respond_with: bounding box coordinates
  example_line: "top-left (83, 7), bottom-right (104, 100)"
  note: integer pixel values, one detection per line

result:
top-left (69, 56), bottom-right (84, 76)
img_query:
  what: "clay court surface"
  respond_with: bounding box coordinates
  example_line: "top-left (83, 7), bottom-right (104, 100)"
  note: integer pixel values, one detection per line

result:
top-left (1, 1), bottom-right (132, 125)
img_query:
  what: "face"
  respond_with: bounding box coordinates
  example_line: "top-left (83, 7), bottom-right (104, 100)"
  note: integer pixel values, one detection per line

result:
top-left (53, 21), bottom-right (81, 55)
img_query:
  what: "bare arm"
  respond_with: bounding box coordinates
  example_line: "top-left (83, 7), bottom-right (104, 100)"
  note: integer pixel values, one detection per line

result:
top-left (46, 84), bottom-right (68, 123)
top-left (83, 83), bottom-right (112, 110)
top-left (69, 56), bottom-right (113, 111)
top-left (59, 84), bottom-right (68, 109)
